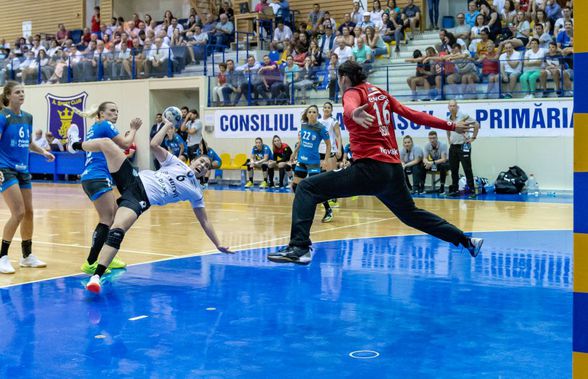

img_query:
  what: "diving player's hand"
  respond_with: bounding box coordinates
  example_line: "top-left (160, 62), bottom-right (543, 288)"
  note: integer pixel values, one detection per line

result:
top-left (352, 104), bottom-right (375, 129)
top-left (454, 120), bottom-right (476, 134)
top-left (130, 118), bottom-right (143, 130)
top-left (43, 151), bottom-right (55, 162)
top-left (217, 246), bottom-right (234, 254)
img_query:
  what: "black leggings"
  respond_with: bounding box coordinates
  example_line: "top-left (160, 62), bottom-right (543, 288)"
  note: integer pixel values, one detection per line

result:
top-left (289, 159), bottom-right (467, 248)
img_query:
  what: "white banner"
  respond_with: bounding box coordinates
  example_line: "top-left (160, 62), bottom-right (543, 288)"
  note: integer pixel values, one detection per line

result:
top-left (213, 100), bottom-right (573, 139)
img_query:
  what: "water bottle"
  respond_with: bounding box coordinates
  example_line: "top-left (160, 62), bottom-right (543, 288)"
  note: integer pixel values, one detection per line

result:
top-left (527, 174), bottom-right (540, 197)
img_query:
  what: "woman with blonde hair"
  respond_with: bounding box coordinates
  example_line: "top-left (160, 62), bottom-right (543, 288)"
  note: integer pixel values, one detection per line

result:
top-left (0, 81), bottom-right (55, 273)
top-left (67, 101), bottom-right (140, 275)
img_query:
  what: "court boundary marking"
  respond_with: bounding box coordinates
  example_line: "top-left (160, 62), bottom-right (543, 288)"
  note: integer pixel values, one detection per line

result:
top-left (0, 228), bottom-right (571, 289)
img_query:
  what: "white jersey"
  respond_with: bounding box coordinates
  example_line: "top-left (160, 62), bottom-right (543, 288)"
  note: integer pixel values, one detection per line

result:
top-left (318, 116), bottom-right (338, 154)
top-left (139, 153), bottom-right (204, 208)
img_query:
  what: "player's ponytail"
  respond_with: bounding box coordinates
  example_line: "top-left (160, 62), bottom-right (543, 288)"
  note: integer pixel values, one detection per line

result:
top-left (0, 81), bottom-right (21, 109)
top-left (201, 138), bottom-right (209, 156)
top-left (65, 101), bottom-right (113, 119)
top-left (337, 61), bottom-right (367, 87)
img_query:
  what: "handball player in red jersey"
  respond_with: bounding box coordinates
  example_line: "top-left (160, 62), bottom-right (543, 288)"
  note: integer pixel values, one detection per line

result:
top-left (268, 61), bottom-right (483, 265)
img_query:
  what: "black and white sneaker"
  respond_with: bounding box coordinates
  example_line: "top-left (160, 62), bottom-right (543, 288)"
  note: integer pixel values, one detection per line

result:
top-left (268, 245), bottom-right (313, 265)
top-left (466, 237), bottom-right (484, 258)
top-left (66, 124), bottom-right (81, 154)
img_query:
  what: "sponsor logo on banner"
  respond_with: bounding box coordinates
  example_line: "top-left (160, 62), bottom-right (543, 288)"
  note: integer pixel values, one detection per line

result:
top-left (214, 100), bottom-right (573, 138)
top-left (45, 92), bottom-right (88, 143)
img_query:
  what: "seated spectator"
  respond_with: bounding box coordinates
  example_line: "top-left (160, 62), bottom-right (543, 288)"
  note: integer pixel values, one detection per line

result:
top-left (364, 26), bottom-right (388, 57)
top-left (468, 15), bottom-right (488, 54)
top-left (81, 27), bottom-right (92, 47)
top-left (269, 0), bottom-right (282, 16)
top-left (307, 4), bottom-right (325, 33)
top-left (351, 38), bottom-right (373, 67)
top-left (202, 14), bottom-right (217, 36)
top-left (221, 59), bottom-right (241, 106)
top-left (340, 27), bottom-right (355, 47)
top-left (46, 131), bottom-right (64, 152)
top-left (479, 3), bottom-right (501, 40)
top-left (532, 9), bottom-right (552, 35)
top-left (465, 1), bottom-right (480, 27)
top-left (273, 21), bottom-right (292, 51)
top-left (540, 42), bottom-right (563, 96)
top-left (187, 25), bottom-right (208, 64)
top-left (318, 26), bottom-right (336, 61)
top-left (476, 40), bottom-right (500, 98)
top-left (400, 135), bottom-right (425, 194)
top-left (233, 55), bottom-right (262, 105)
top-left (520, 38), bottom-right (545, 98)
top-left (499, 11), bottom-right (530, 54)
top-left (444, 43), bottom-right (479, 99)
top-left (501, 0), bottom-right (517, 26)
top-left (37, 49), bottom-right (54, 83)
top-left (327, 53), bottom-right (339, 101)
top-left (382, 11), bottom-right (403, 54)
top-left (338, 13), bottom-right (357, 35)
top-left (164, 126), bottom-right (187, 162)
top-left (351, 1), bottom-right (363, 25)
top-left (106, 42), bottom-right (129, 80)
top-left (371, 0), bottom-right (384, 27)
top-left (211, 14), bottom-right (234, 50)
top-left (33, 129), bottom-right (50, 151)
top-left (257, 55), bottom-right (284, 105)
top-left (333, 37), bottom-right (353, 64)
top-left (219, 1), bottom-right (235, 22)
top-left (56, 24), bottom-right (69, 45)
top-left (212, 62), bottom-right (229, 106)
top-left (357, 12), bottom-right (375, 31)
top-left (402, 0), bottom-right (421, 40)
top-left (554, 6), bottom-right (572, 36)
top-left (122, 38), bottom-right (144, 79)
top-left (422, 131), bottom-right (449, 194)
top-left (292, 44), bottom-right (308, 67)
top-left (556, 20), bottom-right (573, 50)
top-left (144, 37), bottom-right (170, 78)
top-left (532, 23), bottom-right (552, 50)
top-left (123, 130), bottom-right (137, 162)
top-left (245, 137), bottom-right (274, 188)
top-left (474, 29), bottom-right (492, 56)
top-left (545, 0), bottom-right (562, 25)
top-left (283, 55), bottom-right (300, 98)
top-left (322, 11), bottom-right (337, 33)
top-left (499, 41), bottom-right (522, 98)
top-left (405, 48), bottom-right (435, 101)
top-left (270, 135), bottom-right (294, 188)
top-left (292, 56), bottom-right (316, 104)
top-left (19, 51), bottom-right (38, 84)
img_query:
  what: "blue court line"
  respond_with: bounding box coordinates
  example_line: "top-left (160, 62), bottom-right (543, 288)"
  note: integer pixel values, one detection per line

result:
top-left (0, 230), bottom-right (571, 378)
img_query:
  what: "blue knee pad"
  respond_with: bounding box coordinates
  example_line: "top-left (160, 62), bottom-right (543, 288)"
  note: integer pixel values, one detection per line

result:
top-left (105, 228), bottom-right (125, 250)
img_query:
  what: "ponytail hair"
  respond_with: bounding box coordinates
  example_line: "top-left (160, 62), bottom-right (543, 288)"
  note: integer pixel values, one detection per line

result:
top-left (201, 138), bottom-right (209, 156)
top-left (0, 81), bottom-right (21, 109)
top-left (65, 101), bottom-right (114, 119)
top-left (337, 61), bottom-right (367, 87)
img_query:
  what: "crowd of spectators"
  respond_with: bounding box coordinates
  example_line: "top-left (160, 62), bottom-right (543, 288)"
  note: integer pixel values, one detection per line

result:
top-left (404, 0), bottom-right (573, 100)
top-left (0, 0), bottom-right (574, 102)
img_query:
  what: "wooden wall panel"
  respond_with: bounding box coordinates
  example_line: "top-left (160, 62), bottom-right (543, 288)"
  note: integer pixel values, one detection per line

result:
top-left (0, 0), bottom-right (83, 43)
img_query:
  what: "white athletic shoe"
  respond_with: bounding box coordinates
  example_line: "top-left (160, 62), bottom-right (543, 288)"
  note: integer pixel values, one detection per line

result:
top-left (86, 275), bottom-right (102, 293)
top-left (467, 237), bottom-right (484, 258)
top-left (19, 255), bottom-right (47, 268)
top-left (66, 124), bottom-right (81, 154)
top-left (0, 256), bottom-right (15, 274)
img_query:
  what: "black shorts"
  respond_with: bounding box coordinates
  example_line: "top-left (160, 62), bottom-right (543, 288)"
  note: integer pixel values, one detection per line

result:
top-left (294, 163), bottom-right (321, 178)
top-left (82, 178), bottom-right (113, 201)
top-left (319, 152), bottom-right (335, 160)
top-left (113, 160), bottom-right (151, 217)
top-left (0, 168), bottom-right (32, 192)
top-left (187, 144), bottom-right (199, 161)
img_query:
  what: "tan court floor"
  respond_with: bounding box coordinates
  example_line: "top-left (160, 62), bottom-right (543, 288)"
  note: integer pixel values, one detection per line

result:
top-left (0, 183), bottom-right (572, 287)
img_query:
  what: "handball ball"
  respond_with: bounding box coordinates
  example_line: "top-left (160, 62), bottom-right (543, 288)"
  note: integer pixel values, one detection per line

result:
top-left (163, 106), bottom-right (183, 128)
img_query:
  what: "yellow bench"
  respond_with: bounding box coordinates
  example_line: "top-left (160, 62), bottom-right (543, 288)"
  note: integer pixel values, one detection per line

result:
top-left (218, 153), bottom-right (249, 185)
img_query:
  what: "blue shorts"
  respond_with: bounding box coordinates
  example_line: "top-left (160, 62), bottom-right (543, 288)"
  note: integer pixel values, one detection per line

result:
top-left (0, 168), bottom-right (32, 192)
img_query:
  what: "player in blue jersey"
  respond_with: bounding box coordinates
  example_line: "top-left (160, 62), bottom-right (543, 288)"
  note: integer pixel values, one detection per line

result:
top-left (194, 139), bottom-right (222, 189)
top-left (245, 137), bottom-right (275, 189)
top-left (0, 81), bottom-right (55, 274)
top-left (288, 105), bottom-right (333, 224)
top-left (164, 126), bottom-right (187, 161)
top-left (67, 102), bottom-right (141, 275)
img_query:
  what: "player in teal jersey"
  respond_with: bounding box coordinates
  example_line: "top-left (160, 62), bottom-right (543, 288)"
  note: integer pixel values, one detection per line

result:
top-left (0, 81), bottom-right (55, 274)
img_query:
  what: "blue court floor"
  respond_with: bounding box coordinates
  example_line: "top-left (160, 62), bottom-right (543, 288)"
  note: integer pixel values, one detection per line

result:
top-left (0, 230), bottom-right (571, 378)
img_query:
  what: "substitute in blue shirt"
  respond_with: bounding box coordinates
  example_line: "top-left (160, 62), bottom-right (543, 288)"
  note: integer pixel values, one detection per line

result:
top-left (0, 81), bottom-right (54, 274)
top-left (245, 137), bottom-right (274, 188)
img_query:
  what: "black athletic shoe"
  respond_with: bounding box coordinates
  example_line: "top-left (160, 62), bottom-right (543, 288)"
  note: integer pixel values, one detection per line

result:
top-left (268, 245), bottom-right (312, 265)
top-left (322, 209), bottom-right (333, 223)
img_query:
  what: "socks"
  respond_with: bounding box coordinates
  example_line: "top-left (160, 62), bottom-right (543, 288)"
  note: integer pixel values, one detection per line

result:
top-left (0, 240), bottom-right (10, 258)
top-left (95, 264), bottom-right (108, 277)
top-left (21, 240), bottom-right (32, 258)
top-left (87, 223), bottom-right (110, 265)
top-left (72, 142), bottom-right (84, 151)
top-left (279, 167), bottom-right (285, 187)
top-left (322, 201), bottom-right (331, 212)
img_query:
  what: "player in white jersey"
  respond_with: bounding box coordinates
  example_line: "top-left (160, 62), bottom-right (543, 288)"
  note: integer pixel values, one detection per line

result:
top-left (318, 102), bottom-right (343, 207)
top-left (66, 119), bottom-right (233, 293)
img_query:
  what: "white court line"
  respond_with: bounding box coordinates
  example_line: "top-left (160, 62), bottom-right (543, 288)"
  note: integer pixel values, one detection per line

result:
top-left (128, 315), bottom-right (148, 321)
top-left (0, 227), bottom-right (571, 289)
